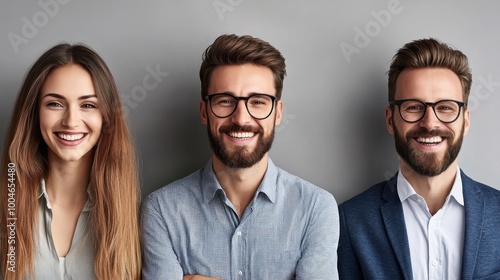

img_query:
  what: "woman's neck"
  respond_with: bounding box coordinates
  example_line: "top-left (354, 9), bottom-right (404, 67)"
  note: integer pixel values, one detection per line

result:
top-left (45, 151), bottom-right (93, 206)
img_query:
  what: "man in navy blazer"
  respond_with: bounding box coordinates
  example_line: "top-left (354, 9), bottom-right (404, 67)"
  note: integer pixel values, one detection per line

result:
top-left (338, 38), bottom-right (500, 279)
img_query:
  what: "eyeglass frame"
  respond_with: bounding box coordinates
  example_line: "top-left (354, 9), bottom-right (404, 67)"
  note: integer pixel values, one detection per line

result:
top-left (203, 93), bottom-right (277, 120)
top-left (389, 99), bottom-right (467, 123)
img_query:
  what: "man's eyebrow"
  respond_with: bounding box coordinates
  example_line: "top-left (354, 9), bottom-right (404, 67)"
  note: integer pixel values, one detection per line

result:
top-left (211, 92), bottom-right (270, 96)
top-left (42, 93), bottom-right (98, 100)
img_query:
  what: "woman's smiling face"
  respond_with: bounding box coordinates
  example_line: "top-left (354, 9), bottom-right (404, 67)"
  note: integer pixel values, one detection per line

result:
top-left (39, 64), bottom-right (102, 164)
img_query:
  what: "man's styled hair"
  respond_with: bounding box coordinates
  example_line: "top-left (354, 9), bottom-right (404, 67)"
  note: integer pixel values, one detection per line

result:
top-left (199, 34), bottom-right (286, 100)
top-left (388, 38), bottom-right (472, 104)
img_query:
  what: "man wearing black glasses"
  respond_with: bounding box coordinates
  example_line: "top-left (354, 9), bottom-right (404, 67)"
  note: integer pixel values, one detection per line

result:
top-left (142, 34), bottom-right (339, 280)
top-left (338, 38), bottom-right (500, 279)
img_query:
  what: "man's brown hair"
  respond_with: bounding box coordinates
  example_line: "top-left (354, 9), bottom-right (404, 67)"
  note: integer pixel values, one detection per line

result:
top-left (388, 38), bottom-right (472, 103)
top-left (200, 34), bottom-right (286, 99)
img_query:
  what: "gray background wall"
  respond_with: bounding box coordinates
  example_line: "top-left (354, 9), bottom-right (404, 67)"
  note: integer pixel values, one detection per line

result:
top-left (1, 0), bottom-right (499, 204)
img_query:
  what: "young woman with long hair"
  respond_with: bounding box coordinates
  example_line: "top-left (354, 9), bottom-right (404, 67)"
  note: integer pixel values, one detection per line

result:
top-left (0, 43), bottom-right (141, 279)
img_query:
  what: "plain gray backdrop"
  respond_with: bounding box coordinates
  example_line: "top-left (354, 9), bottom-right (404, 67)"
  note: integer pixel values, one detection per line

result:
top-left (1, 0), bottom-right (499, 203)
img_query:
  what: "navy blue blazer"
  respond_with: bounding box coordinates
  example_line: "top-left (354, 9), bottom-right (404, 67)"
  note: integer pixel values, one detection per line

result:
top-left (338, 170), bottom-right (500, 280)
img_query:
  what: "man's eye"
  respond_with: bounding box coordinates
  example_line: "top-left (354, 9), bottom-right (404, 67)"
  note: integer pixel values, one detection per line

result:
top-left (437, 106), bottom-right (453, 111)
top-left (250, 100), bottom-right (267, 105)
top-left (216, 99), bottom-right (235, 105)
top-left (405, 105), bottom-right (423, 111)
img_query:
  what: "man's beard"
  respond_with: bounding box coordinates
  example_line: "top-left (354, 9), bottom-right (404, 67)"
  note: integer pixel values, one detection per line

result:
top-left (207, 119), bottom-right (275, 169)
top-left (393, 120), bottom-right (464, 177)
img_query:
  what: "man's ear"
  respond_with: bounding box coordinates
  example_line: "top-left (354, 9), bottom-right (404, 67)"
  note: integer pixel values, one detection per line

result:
top-left (385, 106), bottom-right (395, 135)
top-left (275, 99), bottom-right (283, 126)
top-left (200, 100), bottom-right (208, 125)
top-left (463, 107), bottom-right (470, 136)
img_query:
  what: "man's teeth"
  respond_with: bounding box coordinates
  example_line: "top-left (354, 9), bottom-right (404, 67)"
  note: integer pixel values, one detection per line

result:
top-left (416, 136), bottom-right (442, 144)
top-left (58, 133), bottom-right (84, 141)
top-left (229, 132), bottom-right (254, 139)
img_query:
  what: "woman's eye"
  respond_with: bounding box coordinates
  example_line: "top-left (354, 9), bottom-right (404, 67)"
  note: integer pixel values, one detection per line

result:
top-left (46, 102), bottom-right (63, 107)
top-left (82, 103), bottom-right (97, 109)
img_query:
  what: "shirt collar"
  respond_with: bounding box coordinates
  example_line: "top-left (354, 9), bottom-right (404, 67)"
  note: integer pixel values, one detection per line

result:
top-left (201, 159), bottom-right (220, 203)
top-left (257, 158), bottom-right (277, 203)
top-left (396, 170), bottom-right (415, 202)
top-left (201, 158), bottom-right (278, 204)
top-left (449, 166), bottom-right (464, 206)
top-left (397, 165), bottom-right (464, 206)
top-left (38, 179), bottom-right (93, 212)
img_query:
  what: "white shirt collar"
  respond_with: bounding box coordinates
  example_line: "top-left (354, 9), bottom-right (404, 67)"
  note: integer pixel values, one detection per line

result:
top-left (397, 165), bottom-right (464, 206)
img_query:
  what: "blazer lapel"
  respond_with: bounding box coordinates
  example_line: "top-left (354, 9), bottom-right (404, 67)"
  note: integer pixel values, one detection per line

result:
top-left (380, 174), bottom-right (414, 280)
top-left (461, 171), bottom-right (484, 279)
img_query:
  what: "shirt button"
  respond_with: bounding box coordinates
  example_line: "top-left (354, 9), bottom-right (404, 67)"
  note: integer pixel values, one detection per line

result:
top-left (238, 270), bottom-right (243, 276)
top-left (432, 260), bottom-right (439, 266)
top-left (431, 221), bottom-right (437, 226)
top-left (237, 231), bottom-right (242, 236)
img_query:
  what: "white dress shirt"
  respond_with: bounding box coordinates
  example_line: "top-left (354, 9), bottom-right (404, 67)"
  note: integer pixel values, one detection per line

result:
top-left (397, 166), bottom-right (465, 280)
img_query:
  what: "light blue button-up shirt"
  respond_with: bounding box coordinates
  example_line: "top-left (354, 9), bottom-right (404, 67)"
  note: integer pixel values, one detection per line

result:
top-left (141, 158), bottom-right (339, 280)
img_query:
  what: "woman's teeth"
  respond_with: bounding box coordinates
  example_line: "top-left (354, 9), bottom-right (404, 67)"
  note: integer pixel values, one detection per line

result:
top-left (57, 133), bottom-right (84, 141)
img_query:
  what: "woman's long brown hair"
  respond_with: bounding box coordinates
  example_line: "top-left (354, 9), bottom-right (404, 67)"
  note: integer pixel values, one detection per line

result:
top-left (0, 43), bottom-right (141, 279)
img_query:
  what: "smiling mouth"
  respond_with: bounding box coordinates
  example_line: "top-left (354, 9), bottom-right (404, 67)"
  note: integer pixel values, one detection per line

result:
top-left (415, 136), bottom-right (443, 145)
top-left (228, 132), bottom-right (255, 140)
top-left (56, 133), bottom-right (85, 141)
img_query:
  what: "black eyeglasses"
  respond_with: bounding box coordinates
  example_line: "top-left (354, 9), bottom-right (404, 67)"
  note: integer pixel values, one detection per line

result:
top-left (390, 99), bottom-right (466, 123)
top-left (204, 93), bottom-right (277, 120)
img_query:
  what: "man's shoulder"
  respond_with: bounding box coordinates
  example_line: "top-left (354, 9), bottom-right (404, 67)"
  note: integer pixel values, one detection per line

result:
top-left (473, 181), bottom-right (500, 197)
top-left (145, 168), bottom-right (204, 204)
top-left (461, 171), bottom-right (500, 199)
top-left (275, 166), bottom-right (334, 199)
top-left (339, 179), bottom-right (393, 211)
